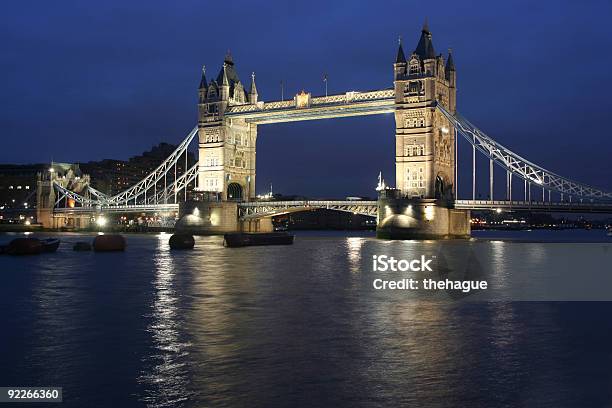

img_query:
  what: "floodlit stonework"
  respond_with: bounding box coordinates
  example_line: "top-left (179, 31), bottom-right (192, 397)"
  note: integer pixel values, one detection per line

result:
top-left (197, 54), bottom-right (258, 202)
top-left (197, 23), bottom-right (457, 202)
top-left (393, 22), bottom-right (457, 200)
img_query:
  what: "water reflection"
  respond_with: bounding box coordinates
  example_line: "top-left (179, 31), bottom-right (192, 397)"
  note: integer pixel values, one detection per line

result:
top-left (346, 237), bottom-right (365, 273)
top-left (138, 234), bottom-right (191, 407)
top-left (3, 232), bottom-right (612, 407)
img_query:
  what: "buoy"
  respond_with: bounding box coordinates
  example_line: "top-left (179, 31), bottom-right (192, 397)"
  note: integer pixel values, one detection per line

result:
top-left (7, 238), bottom-right (44, 255)
top-left (73, 241), bottom-right (92, 251)
top-left (93, 235), bottom-right (126, 252)
top-left (169, 233), bottom-right (195, 250)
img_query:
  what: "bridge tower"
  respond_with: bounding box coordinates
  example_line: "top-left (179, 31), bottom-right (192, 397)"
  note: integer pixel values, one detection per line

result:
top-left (393, 22), bottom-right (456, 199)
top-left (377, 23), bottom-right (469, 239)
top-left (197, 52), bottom-right (258, 201)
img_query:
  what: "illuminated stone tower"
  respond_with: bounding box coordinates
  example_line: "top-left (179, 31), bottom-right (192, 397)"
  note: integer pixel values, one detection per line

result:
top-left (197, 52), bottom-right (258, 201)
top-left (393, 22), bottom-right (457, 199)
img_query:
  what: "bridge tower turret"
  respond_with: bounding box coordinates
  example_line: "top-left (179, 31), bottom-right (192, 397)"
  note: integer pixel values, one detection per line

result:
top-left (393, 21), bottom-right (456, 200)
top-left (445, 48), bottom-right (457, 114)
top-left (197, 52), bottom-right (258, 202)
top-left (249, 72), bottom-right (258, 104)
top-left (394, 37), bottom-right (407, 78)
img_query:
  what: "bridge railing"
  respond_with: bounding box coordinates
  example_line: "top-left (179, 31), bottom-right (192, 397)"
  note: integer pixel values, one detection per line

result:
top-left (239, 200), bottom-right (378, 219)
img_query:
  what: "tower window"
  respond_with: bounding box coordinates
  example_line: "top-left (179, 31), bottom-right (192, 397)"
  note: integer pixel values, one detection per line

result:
top-left (404, 144), bottom-right (425, 156)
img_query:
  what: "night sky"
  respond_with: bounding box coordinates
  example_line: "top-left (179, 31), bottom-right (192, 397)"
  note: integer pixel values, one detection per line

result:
top-left (1, 0), bottom-right (611, 198)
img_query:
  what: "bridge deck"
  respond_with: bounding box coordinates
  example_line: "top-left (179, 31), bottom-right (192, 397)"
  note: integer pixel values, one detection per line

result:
top-left (238, 200), bottom-right (378, 219)
top-left (53, 204), bottom-right (179, 214)
top-left (454, 200), bottom-right (612, 213)
top-left (50, 199), bottom-right (612, 217)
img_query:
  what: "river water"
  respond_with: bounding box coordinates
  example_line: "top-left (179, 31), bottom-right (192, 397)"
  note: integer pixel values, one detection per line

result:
top-left (1, 230), bottom-right (612, 407)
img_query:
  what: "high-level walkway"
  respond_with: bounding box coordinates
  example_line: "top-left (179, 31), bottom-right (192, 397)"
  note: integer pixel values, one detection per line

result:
top-left (225, 89), bottom-right (395, 124)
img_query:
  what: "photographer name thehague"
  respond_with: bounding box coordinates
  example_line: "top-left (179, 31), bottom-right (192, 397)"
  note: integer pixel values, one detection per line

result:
top-left (371, 255), bottom-right (488, 293)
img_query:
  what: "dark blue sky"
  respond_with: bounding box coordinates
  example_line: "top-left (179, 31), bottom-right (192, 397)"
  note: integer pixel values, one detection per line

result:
top-left (1, 0), bottom-right (611, 197)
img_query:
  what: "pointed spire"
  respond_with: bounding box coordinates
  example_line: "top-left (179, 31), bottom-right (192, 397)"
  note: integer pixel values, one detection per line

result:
top-left (415, 19), bottom-right (435, 60)
top-left (422, 17), bottom-right (430, 34)
top-left (376, 171), bottom-right (387, 191)
top-left (220, 62), bottom-right (229, 86)
top-left (446, 48), bottom-right (455, 72)
top-left (249, 72), bottom-right (258, 95)
top-left (199, 65), bottom-right (208, 89)
top-left (445, 48), bottom-right (455, 82)
top-left (224, 50), bottom-right (234, 65)
top-left (395, 36), bottom-right (406, 64)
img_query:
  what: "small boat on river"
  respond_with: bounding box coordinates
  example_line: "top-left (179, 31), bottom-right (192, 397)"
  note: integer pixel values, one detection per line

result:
top-left (3, 237), bottom-right (60, 255)
top-left (6, 237), bottom-right (44, 255)
top-left (223, 232), bottom-right (294, 248)
top-left (40, 238), bottom-right (61, 253)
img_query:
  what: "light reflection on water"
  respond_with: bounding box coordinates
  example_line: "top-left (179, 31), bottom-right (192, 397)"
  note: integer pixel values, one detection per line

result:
top-left (346, 237), bottom-right (365, 273)
top-left (0, 230), bottom-right (612, 407)
top-left (138, 234), bottom-right (192, 407)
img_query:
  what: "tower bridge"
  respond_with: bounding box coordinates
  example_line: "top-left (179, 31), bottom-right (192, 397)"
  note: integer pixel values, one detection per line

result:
top-left (40, 23), bottom-right (612, 237)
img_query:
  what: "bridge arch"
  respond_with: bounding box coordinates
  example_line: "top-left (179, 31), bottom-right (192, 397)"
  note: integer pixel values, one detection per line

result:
top-left (227, 182), bottom-right (243, 201)
top-left (435, 171), bottom-right (453, 200)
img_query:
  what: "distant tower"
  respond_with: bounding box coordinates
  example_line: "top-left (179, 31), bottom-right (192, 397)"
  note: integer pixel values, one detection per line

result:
top-left (197, 52), bottom-right (258, 201)
top-left (393, 21), bottom-right (457, 199)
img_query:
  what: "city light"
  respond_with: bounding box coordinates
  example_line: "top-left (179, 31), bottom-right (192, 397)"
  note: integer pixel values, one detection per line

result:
top-left (496, 208), bottom-right (502, 214)
top-left (424, 206), bottom-right (434, 221)
top-left (96, 216), bottom-right (107, 227)
top-left (403, 205), bottom-right (413, 215)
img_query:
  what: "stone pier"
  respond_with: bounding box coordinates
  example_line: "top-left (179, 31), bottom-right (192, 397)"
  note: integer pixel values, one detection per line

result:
top-left (376, 189), bottom-right (470, 239)
top-left (175, 200), bottom-right (272, 234)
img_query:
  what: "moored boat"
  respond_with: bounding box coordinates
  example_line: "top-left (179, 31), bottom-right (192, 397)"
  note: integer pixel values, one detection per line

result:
top-left (40, 238), bottom-right (60, 253)
top-left (223, 232), bottom-right (294, 247)
top-left (6, 237), bottom-right (44, 255)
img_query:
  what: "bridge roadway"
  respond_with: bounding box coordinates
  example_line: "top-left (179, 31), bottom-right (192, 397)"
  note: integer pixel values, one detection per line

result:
top-left (50, 199), bottom-right (612, 218)
top-left (52, 203), bottom-right (180, 214)
top-left (239, 199), bottom-right (612, 219)
top-left (453, 200), bottom-right (612, 213)
top-left (238, 200), bottom-right (379, 219)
